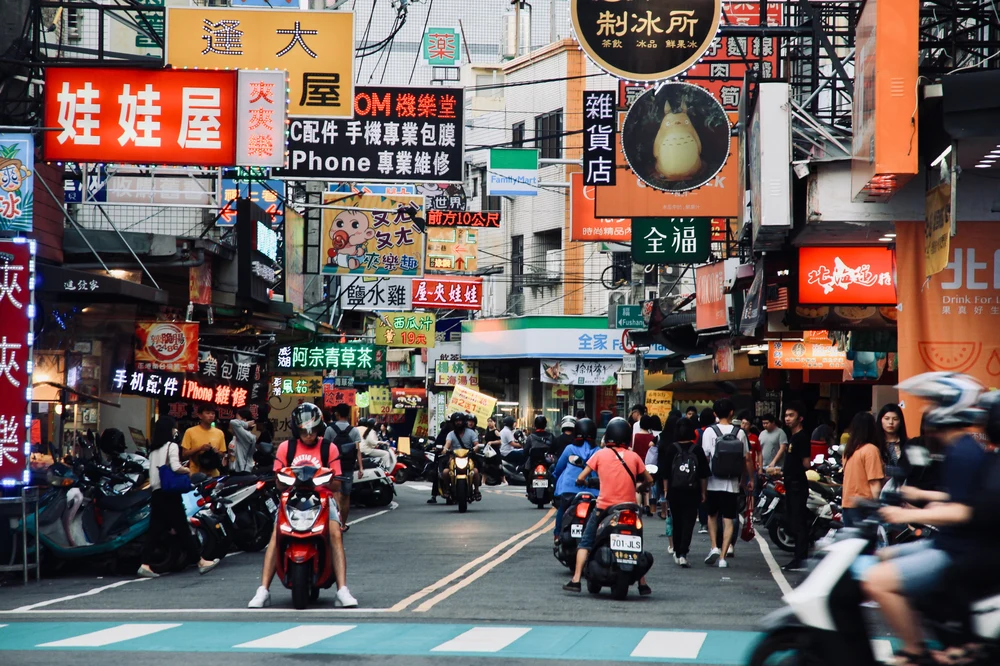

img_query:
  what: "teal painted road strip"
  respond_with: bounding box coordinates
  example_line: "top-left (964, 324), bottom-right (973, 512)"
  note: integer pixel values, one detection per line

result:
top-left (0, 621), bottom-right (763, 663)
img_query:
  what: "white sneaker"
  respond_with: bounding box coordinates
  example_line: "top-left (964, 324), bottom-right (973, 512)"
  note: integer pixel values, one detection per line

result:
top-left (335, 586), bottom-right (358, 608)
top-left (673, 553), bottom-right (680, 564)
top-left (727, 545), bottom-right (734, 557)
top-left (705, 548), bottom-right (721, 566)
top-left (248, 586), bottom-right (271, 608)
top-left (718, 559), bottom-right (729, 568)
top-left (679, 556), bottom-right (689, 568)
top-left (667, 545), bottom-right (675, 554)
top-left (698, 527), bottom-right (708, 534)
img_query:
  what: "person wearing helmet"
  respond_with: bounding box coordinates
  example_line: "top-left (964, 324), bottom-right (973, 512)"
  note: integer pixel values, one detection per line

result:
top-left (862, 373), bottom-right (988, 664)
top-left (359, 418), bottom-right (395, 473)
top-left (552, 416), bottom-right (577, 460)
top-left (523, 414), bottom-right (554, 468)
top-left (552, 418), bottom-right (597, 540)
top-left (563, 417), bottom-right (655, 595)
top-left (499, 414), bottom-right (524, 467)
top-left (249, 402), bottom-right (357, 609)
top-left (427, 419), bottom-right (454, 504)
top-left (441, 411), bottom-right (482, 500)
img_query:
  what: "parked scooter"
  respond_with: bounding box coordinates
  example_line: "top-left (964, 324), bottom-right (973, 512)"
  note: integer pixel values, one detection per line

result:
top-left (762, 477), bottom-right (842, 553)
top-left (350, 457), bottom-right (395, 507)
top-left (396, 437), bottom-right (437, 483)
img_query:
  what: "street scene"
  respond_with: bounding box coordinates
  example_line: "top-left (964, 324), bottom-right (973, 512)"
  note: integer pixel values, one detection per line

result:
top-left (2, 1), bottom-right (1000, 665)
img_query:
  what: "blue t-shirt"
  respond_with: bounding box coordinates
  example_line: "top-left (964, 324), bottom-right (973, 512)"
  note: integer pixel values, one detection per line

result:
top-left (553, 441), bottom-right (597, 496)
top-left (935, 434), bottom-right (986, 556)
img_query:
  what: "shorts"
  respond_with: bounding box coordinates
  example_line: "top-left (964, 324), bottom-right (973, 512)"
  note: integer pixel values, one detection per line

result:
top-left (885, 540), bottom-right (952, 595)
top-left (338, 473), bottom-right (354, 495)
top-left (577, 508), bottom-right (606, 551)
top-left (705, 491), bottom-right (739, 520)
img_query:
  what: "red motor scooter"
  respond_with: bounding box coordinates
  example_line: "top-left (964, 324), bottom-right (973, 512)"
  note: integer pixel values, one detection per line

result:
top-left (274, 465), bottom-right (337, 609)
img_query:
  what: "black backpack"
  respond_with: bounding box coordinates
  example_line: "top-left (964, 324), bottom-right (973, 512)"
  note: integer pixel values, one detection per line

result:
top-left (284, 437), bottom-right (331, 468)
top-left (710, 424), bottom-right (745, 480)
top-left (329, 423), bottom-right (357, 468)
top-left (670, 442), bottom-right (700, 490)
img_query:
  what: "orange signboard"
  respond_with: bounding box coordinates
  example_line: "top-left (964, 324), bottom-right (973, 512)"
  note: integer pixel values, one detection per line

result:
top-left (768, 341), bottom-right (847, 370)
top-left (135, 322), bottom-right (199, 372)
top-left (798, 246), bottom-right (897, 305)
top-left (569, 171), bottom-right (630, 241)
top-left (695, 262), bottom-right (727, 331)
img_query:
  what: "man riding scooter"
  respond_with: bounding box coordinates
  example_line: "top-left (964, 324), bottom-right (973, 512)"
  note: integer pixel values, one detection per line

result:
top-left (248, 403), bottom-right (358, 608)
top-left (436, 412), bottom-right (483, 502)
top-left (551, 416), bottom-right (577, 460)
top-left (524, 415), bottom-right (555, 500)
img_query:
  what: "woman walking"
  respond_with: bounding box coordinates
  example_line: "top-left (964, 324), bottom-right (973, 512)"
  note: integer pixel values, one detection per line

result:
top-left (841, 412), bottom-right (885, 527)
top-left (875, 404), bottom-right (908, 466)
top-left (137, 416), bottom-right (220, 578)
top-left (661, 418), bottom-right (709, 567)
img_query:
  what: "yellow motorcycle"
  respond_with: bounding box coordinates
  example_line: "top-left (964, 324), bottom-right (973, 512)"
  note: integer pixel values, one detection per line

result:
top-left (441, 447), bottom-right (479, 513)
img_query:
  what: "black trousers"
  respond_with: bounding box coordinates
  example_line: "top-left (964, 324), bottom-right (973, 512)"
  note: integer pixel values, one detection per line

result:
top-left (668, 490), bottom-right (700, 557)
top-left (785, 485), bottom-right (810, 560)
top-left (141, 489), bottom-right (201, 569)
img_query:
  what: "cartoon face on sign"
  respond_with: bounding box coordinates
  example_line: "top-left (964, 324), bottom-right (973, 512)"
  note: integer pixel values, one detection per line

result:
top-left (328, 210), bottom-right (374, 270)
top-left (140, 323), bottom-right (188, 363)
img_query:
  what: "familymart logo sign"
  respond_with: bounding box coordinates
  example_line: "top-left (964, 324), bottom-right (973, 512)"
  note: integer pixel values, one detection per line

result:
top-left (488, 148), bottom-right (539, 197)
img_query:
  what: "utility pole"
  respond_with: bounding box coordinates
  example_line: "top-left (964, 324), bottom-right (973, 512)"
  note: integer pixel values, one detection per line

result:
top-left (514, 0), bottom-right (521, 58)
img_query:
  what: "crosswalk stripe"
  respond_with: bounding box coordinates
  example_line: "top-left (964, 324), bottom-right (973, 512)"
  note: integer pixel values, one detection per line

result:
top-left (38, 624), bottom-right (180, 647)
top-left (630, 630), bottom-right (707, 659)
top-left (431, 627), bottom-right (531, 653)
top-left (234, 624), bottom-right (356, 649)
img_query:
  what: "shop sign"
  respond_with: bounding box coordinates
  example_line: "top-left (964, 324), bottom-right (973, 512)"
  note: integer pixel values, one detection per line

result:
top-left (375, 312), bottom-right (436, 348)
top-left (487, 149), bottom-right (538, 197)
top-left (798, 247), bottom-right (896, 305)
top-left (583, 90), bottom-right (616, 186)
top-left (426, 227), bottom-right (477, 273)
top-left (368, 386), bottom-right (392, 415)
top-left (165, 7), bottom-right (355, 118)
top-left (569, 171), bottom-right (629, 241)
top-left (43, 68), bottom-right (237, 165)
top-left (609, 304), bottom-right (644, 329)
top-left (695, 262), bottom-right (727, 331)
top-left (135, 0), bottom-right (164, 48)
top-left (197, 347), bottom-right (262, 389)
top-left (622, 83), bottom-right (730, 194)
top-left (339, 276), bottom-right (412, 311)
top-left (165, 402), bottom-right (264, 423)
top-left (392, 387), bottom-right (427, 409)
top-left (540, 360), bottom-right (621, 386)
top-left (279, 86), bottom-right (463, 182)
top-left (925, 182), bottom-right (952, 277)
top-left (112, 366), bottom-right (184, 400)
top-left (767, 341), bottom-right (847, 370)
top-left (460, 316), bottom-right (673, 359)
top-left (276, 342), bottom-right (382, 372)
top-left (64, 164), bottom-right (107, 204)
top-left (423, 27), bottom-right (461, 66)
top-left (189, 263), bottom-right (212, 305)
top-left (747, 83), bottom-right (792, 245)
top-left (330, 183), bottom-right (417, 196)
top-left (236, 70), bottom-right (287, 168)
top-left (322, 381), bottom-right (356, 408)
top-left (446, 384), bottom-right (497, 424)
top-left (631, 217), bottom-right (710, 264)
top-left (714, 341), bottom-right (734, 374)
top-left (219, 178), bottom-right (284, 228)
top-left (0, 240), bottom-right (34, 485)
top-left (434, 359), bottom-right (479, 387)
top-left (135, 322), bottom-right (199, 372)
top-left (413, 276), bottom-right (482, 310)
top-left (427, 211), bottom-right (499, 228)
top-left (320, 192), bottom-right (425, 277)
top-left (270, 376), bottom-right (323, 397)
top-left (338, 347), bottom-right (387, 385)
top-left (645, 390), bottom-right (673, 423)
top-left (0, 133), bottom-right (33, 232)
top-left (420, 183), bottom-right (467, 211)
top-left (739, 260), bottom-right (765, 335)
top-left (105, 173), bottom-right (216, 206)
top-left (571, 0), bottom-right (721, 82)
top-left (178, 377), bottom-right (253, 409)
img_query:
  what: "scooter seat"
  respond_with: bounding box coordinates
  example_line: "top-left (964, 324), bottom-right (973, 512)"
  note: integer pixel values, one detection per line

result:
top-left (96, 490), bottom-right (150, 512)
top-left (603, 502), bottom-right (642, 515)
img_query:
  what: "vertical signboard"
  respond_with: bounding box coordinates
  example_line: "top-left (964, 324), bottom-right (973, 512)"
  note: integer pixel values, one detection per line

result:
top-left (0, 239), bottom-right (35, 485)
top-left (583, 90), bottom-right (616, 186)
top-left (0, 134), bottom-right (33, 232)
top-left (423, 27), bottom-right (461, 66)
top-left (236, 70), bottom-right (288, 168)
top-left (695, 261), bottom-right (727, 331)
top-left (569, 171), bottom-right (630, 241)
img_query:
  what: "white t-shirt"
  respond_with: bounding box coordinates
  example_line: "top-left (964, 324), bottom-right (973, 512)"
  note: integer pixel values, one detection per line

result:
top-left (700, 423), bottom-right (749, 494)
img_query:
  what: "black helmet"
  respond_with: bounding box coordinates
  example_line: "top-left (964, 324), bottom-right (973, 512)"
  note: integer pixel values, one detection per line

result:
top-left (604, 417), bottom-right (631, 446)
top-left (450, 412), bottom-right (467, 427)
top-left (503, 415), bottom-right (515, 429)
top-left (980, 391), bottom-right (1000, 445)
top-left (467, 413), bottom-right (478, 426)
top-left (98, 428), bottom-right (127, 456)
top-left (575, 417), bottom-right (597, 442)
top-left (533, 415), bottom-right (547, 430)
top-left (291, 402), bottom-right (324, 437)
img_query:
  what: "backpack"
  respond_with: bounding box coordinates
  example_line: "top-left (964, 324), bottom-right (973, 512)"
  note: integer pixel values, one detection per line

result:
top-left (329, 423), bottom-right (357, 468)
top-left (670, 442), bottom-right (700, 490)
top-left (284, 437), bottom-right (331, 469)
top-left (709, 424), bottom-right (745, 480)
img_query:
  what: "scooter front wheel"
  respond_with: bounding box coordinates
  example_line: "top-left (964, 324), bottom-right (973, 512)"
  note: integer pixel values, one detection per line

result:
top-left (748, 629), bottom-right (825, 666)
top-left (768, 522), bottom-right (797, 553)
top-left (291, 561), bottom-right (311, 610)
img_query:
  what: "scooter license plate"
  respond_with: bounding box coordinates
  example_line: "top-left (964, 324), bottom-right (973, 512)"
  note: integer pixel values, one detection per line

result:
top-left (570, 523), bottom-right (583, 538)
top-left (265, 498), bottom-right (276, 513)
top-left (768, 497), bottom-right (781, 511)
top-left (610, 534), bottom-right (641, 552)
top-left (532, 479), bottom-right (548, 488)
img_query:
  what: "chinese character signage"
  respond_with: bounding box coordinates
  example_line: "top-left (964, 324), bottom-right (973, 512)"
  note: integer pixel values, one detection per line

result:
top-left (64, 164), bottom-right (107, 204)
top-left (435, 359), bottom-right (479, 387)
top-left (426, 227), bottom-right (477, 273)
top-left (275, 343), bottom-right (383, 372)
top-left (375, 312), bottom-right (436, 348)
top-left (609, 304), bottom-right (644, 329)
top-left (420, 183), bottom-right (467, 211)
top-left (583, 90), bottom-right (616, 186)
top-left (165, 7), bottom-right (355, 118)
top-left (488, 148), bottom-right (538, 196)
top-left (571, 0), bottom-right (721, 82)
top-left (423, 27), bottom-right (461, 66)
top-left (339, 277), bottom-right (412, 311)
top-left (112, 366), bottom-right (184, 400)
top-left (177, 377), bottom-right (255, 409)
top-left (218, 177), bottom-right (284, 228)
top-left (427, 211), bottom-right (500, 229)
top-left (569, 172), bottom-right (629, 241)
top-left (768, 341), bottom-right (847, 371)
top-left (695, 262), bottom-right (727, 331)
top-left (391, 387), bottom-right (427, 409)
top-left (798, 246), bottom-right (897, 305)
top-left (321, 193), bottom-right (425, 276)
top-left (446, 385), bottom-right (497, 425)
top-left (322, 380), bottom-right (356, 408)
top-left (279, 86), bottom-right (463, 183)
top-left (621, 83), bottom-right (730, 193)
top-left (925, 182), bottom-right (952, 277)
top-left (134, 322), bottom-right (199, 372)
top-left (270, 376), bottom-right (323, 398)
top-left (236, 70), bottom-right (288, 168)
top-left (412, 276), bottom-right (482, 310)
top-left (43, 68), bottom-right (237, 166)
top-left (0, 134), bottom-right (33, 232)
top-left (0, 240), bottom-right (34, 485)
top-left (540, 360), bottom-right (621, 386)
top-left (197, 346), bottom-right (262, 389)
top-left (632, 218), bottom-right (711, 264)
top-left (645, 390), bottom-right (673, 423)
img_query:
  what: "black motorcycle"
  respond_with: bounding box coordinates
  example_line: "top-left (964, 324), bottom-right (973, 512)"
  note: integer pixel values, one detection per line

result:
top-left (583, 502), bottom-right (654, 600)
top-left (397, 437), bottom-right (437, 483)
top-left (554, 490), bottom-right (598, 568)
top-left (526, 447), bottom-right (555, 508)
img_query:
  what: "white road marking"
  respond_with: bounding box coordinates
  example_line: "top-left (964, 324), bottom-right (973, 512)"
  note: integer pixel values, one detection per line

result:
top-left (753, 532), bottom-right (794, 596)
top-left (12, 579), bottom-right (151, 612)
top-left (871, 639), bottom-right (895, 663)
top-left (431, 627), bottom-right (531, 653)
top-left (38, 623), bottom-right (179, 647)
top-left (346, 501), bottom-right (398, 526)
top-left (234, 624), bottom-right (356, 649)
top-left (1, 608), bottom-right (391, 616)
top-left (402, 482), bottom-right (432, 492)
top-left (630, 630), bottom-right (707, 659)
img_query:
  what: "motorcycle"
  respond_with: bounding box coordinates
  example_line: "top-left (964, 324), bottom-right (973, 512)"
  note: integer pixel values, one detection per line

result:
top-left (350, 457), bottom-right (395, 507)
top-left (526, 447), bottom-right (555, 508)
top-left (582, 501), bottom-right (654, 600)
top-left (210, 473), bottom-right (277, 552)
top-left (554, 490), bottom-right (598, 569)
top-left (761, 477), bottom-right (842, 553)
top-left (440, 446), bottom-right (480, 513)
top-left (397, 437), bottom-right (439, 483)
top-left (274, 465), bottom-right (339, 610)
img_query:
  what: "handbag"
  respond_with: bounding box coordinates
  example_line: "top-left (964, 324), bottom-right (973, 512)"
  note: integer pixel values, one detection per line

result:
top-left (158, 442), bottom-right (192, 493)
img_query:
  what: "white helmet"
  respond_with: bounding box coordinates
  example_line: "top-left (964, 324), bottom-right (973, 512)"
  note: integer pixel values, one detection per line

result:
top-left (896, 372), bottom-right (986, 429)
top-left (559, 416), bottom-right (577, 432)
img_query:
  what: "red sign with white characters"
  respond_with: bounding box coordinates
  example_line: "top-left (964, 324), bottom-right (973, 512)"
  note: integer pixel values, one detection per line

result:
top-left (412, 276), bottom-right (482, 310)
top-left (43, 67), bottom-right (237, 166)
top-left (0, 240), bottom-right (34, 485)
top-left (798, 246), bottom-right (897, 305)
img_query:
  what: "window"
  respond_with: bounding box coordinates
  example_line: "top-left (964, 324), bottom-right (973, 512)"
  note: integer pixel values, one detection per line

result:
top-left (480, 167), bottom-right (501, 212)
top-left (512, 122), bottom-right (525, 148)
top-left (534, 109), bottom-right (563, 159)
top-left (612, 252), bottom-right (632, 285)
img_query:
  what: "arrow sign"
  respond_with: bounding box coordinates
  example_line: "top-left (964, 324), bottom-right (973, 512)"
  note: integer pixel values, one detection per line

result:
top-left (219, 202), bottom-right (236, 224)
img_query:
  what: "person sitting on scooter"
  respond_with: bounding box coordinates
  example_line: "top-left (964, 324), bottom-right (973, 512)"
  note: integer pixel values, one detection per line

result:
top-left (524, 415), bottom-right (554, 481)
top-left (552, 416), bottom-right (576, 460)
top-left (862, 373), bottom-right (987, 666)
top-left (499, 415), bottom-right (525, 467)
top-left (439, 412), bottom-right (482, 500)
top-left (248, 402), bottom-right (357, 609)
top-left (427, 420), bottom-right (453, 504)
top-left (552, 417), bottom-right (598, 542)
top-left (359, 418), bottom-right (395, 473)
top-left (563, 417), bottom-right (655, 596)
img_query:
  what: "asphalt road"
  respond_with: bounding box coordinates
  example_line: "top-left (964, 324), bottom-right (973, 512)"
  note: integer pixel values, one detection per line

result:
top-left (0, 481), bottom-right (808, 665)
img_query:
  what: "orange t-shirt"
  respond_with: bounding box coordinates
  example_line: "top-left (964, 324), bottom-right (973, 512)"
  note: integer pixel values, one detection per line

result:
top-left (588, 446), bottom-right (646, 510)
top-left (842, 443), bottom-right (885, 508)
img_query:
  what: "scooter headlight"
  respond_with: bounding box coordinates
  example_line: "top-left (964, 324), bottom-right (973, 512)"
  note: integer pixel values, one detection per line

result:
top-left (286, 505), bottom-right (321, 531)
top-left (454, 457), bottom-right (469, 470)
top-left (313, 472), bottom-right (333, 486)
top-left (277, 473), bottom-right (295, 486)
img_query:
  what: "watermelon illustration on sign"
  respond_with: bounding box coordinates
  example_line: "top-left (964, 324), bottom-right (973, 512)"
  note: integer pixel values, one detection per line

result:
top-left (917, 341), bottom-right (982, 373)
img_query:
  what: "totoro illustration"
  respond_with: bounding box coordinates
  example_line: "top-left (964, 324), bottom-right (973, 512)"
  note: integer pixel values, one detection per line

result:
top-left (652, 100), bottom-right (703, 181)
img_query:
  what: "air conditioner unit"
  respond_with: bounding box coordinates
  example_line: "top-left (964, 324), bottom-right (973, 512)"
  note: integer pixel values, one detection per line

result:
top-left (544, 249), bottom-right (562, 279)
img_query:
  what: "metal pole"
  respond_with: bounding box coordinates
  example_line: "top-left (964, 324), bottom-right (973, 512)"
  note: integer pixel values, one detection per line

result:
top-left (35, 173), bottom-right (113, 276)
top-left (21, 489), bottom-right (27, 585)
top-left (514, 0), bottom-right (521, 57)
top-left (34, 487), bottom-right (40, 581)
